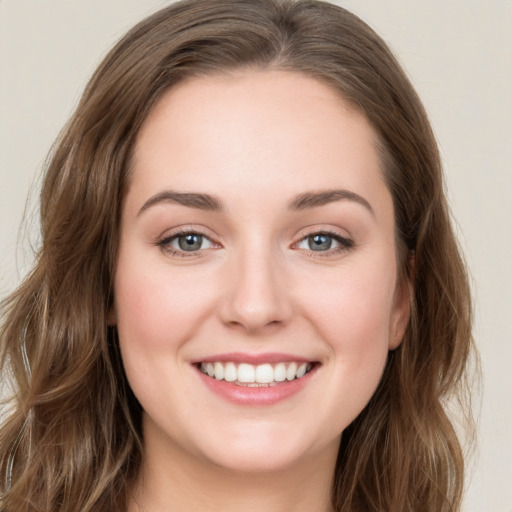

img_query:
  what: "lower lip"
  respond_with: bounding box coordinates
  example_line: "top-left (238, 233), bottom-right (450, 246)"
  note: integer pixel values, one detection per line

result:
top-left (195, 366), bottom-right (317, 406)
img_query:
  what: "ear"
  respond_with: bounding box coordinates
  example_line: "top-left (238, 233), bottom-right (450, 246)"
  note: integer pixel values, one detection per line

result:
top-left (388, 265), bottom-right (412, 351)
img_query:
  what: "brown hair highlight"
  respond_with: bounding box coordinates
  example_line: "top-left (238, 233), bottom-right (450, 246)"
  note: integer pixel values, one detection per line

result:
top-left (1, 1), bottom-right (476, 510)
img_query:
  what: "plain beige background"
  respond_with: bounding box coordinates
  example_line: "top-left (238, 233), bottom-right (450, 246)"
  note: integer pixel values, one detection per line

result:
top-left (1, 1), bottom-right (511, 510)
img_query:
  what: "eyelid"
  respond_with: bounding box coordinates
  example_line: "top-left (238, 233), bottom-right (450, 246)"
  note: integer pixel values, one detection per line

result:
top-left (156, 226), bottom-right (222, 257)
top-left (155, 224), bottom-right (354, 259)
top-left (295, 225), bottom-right (352, 243)
top-left (292, 226), bottom-right (354, 257)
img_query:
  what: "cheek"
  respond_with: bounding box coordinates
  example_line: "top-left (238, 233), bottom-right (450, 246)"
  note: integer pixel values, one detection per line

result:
top-left (301, 265), bottom-right (394, 337)
top-left (113, 257), bottom-right (215, 411)
top-left (114, 259), bottom-right (214, 353)
top-left (296, 262), bottom-right (395, 386)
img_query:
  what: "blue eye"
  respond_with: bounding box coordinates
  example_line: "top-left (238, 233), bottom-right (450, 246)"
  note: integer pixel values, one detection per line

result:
top-left (159, 231), bottom-right (215, 254)
top-left (307, 234), bottom-right (334, 251)
top-left (296, 232), bottom-right (353, 253)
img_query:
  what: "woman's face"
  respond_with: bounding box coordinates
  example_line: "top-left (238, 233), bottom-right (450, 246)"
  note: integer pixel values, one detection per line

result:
top-left (113, 70), bottom-right (409, 473)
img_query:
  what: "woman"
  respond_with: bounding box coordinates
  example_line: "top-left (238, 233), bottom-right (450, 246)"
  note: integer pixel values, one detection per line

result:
top-left (0, 0), bottom-right (475, 510)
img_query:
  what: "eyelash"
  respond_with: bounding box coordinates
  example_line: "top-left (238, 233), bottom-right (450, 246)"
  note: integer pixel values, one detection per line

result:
top-left (157, 228), bottom-right (354, 259)
top-left (294, 230), bottom-right (354, 258)
top-left (157, 228), bottom-right (216, 258)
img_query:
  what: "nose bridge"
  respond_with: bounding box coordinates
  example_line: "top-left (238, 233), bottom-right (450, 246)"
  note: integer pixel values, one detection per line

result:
top-left (220, 235), bottom-right (291, 332)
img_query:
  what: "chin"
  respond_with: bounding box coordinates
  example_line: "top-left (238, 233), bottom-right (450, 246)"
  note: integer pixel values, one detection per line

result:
top-left (204, 445), bottom-right (310, 474)
top-left (189, 421), bottom-right (336, 474)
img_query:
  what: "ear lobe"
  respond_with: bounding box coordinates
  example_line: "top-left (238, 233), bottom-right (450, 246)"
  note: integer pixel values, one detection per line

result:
top-left (389, 277), bottom-right (412, 350)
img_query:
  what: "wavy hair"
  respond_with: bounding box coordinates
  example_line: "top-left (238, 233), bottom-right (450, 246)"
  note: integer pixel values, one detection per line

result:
top-left (0, 0), bottom-right (476, 510)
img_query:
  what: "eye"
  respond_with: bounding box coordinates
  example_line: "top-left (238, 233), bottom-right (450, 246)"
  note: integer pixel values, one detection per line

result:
top-left (158, 231), bottom-right (216, 255)
top-left (175, 233), bottom-right (209, 251)
top-left (300, 233), bottom-right (335, 251)
top-left (295, 231), bottom-right (353, 254)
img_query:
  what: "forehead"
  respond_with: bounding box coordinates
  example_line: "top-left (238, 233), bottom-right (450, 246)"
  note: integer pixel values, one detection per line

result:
top-left (128, 70), bottom-right (390, 218)
top-left (135, 69), bottom-right (370, 154)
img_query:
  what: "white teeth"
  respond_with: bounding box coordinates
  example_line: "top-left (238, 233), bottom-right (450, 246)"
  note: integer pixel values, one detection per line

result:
top-left (214, 362), bottom-right (224, 380)
top-left (274, 363), bottom-right (287, 382)
top-left (224, 362), bottom-right (237, 382)
top-left (255, 364), bottom-right (274, 383)
top-left (237, 363), bottom-right (256, 383)
top-left (199, 360), bottom-right (314, 385)
top-left (296, 363), bottom-right (307, 379)
top-left (206, 363), bottom-right (215, 377)
top-left (286, 362), bottom-right (297, 381)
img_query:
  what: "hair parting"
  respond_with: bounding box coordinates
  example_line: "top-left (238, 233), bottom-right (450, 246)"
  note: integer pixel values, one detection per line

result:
top-left (1, 1), bottom-right (476, 510)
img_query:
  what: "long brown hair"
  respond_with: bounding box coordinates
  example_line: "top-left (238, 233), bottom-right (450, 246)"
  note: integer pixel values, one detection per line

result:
top-left (0, 1), bottom-right (476, 510)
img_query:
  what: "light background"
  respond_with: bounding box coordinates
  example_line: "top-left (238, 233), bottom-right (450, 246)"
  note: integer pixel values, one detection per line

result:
top-left (1, 1), bottom-right (511, 510)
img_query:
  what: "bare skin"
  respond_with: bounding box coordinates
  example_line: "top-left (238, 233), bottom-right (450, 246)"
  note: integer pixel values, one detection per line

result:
top-left (116, 70), bottom-right (409, 512)
top-left (132, 428), bottom-right (338, 511)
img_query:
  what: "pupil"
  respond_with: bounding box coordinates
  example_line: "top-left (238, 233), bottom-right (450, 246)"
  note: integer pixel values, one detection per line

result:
top-left (179, 234), bottom-right (202, 251)
top-left (310, 234), bottom-right (332, 251)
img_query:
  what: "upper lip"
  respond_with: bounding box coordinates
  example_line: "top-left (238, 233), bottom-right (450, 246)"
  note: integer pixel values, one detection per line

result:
top-left (191, 352), bottom-right (316, 365)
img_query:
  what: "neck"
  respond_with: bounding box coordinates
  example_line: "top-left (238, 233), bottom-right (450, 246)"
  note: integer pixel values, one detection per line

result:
top-left (130, 421), bottom-right (339, 512)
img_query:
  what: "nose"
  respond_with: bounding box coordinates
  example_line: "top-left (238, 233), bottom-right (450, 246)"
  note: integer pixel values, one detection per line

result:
top-left (218, 244), bottom-right (293, 334)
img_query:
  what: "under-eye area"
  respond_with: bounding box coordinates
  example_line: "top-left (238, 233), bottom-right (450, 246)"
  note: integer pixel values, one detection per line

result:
top-left (197, 361), bottom-right (319, 387)
top-left (0, 0), bottom-right (477, 510)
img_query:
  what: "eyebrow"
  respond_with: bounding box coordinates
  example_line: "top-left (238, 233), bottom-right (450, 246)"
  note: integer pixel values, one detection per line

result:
top-left (138, 188), bottom-right (373, 216)
top-left (288, 189), bottom-right (374, 215)
top-left (138, 191), bottom-right (223, 215)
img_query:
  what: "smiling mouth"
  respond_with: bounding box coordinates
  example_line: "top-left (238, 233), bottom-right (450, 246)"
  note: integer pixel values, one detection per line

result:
top-left (197, 361), bottom-right (316, 387)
